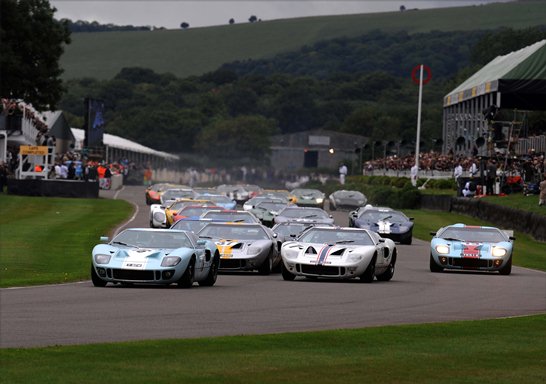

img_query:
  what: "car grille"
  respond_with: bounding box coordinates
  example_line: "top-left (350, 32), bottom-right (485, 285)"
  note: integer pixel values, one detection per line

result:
top-left (450, 258), bottom-right (492, 269)
top-left (298, 264), bottom-right (344, 276)
top-left (220, 259), bottom-right (246, 269)
top-left (112, 269), bottom-right (157, 281)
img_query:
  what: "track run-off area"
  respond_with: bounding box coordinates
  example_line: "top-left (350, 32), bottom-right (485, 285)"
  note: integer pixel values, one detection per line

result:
top-left (1, 186), bottom-right (544, 348)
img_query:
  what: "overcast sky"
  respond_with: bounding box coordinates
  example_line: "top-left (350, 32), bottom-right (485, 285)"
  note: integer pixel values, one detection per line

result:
top-left (50, 1), bottom-right (512, 29)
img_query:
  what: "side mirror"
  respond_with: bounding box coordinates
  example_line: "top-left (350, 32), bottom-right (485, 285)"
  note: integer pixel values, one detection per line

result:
top-left (196, 239), bottom-right (207, 246)
top-left (378, 238), bottom-right (385, 243)
top-left (272, 233), bottom-right (278, 238)
top-left (509, 236), bottom-right (516, 241)
top-left (329, 215), bottom-right (333, 218)
top-left (100, 236), bottom-right (109, 242)
top-left (429, 232), bottom-right (436, 236)
top-left (409, 217), bottom-right (414, 221)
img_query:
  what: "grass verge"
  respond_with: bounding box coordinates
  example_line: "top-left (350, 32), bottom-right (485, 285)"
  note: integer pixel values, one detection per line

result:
top-left (0, 194), bottom-right (132, 287)
top-left (1, 315), bottom-right (545, 384)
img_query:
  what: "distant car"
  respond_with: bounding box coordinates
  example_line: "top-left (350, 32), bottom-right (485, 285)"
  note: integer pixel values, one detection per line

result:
top-left (274, 206), bottom-right (334, 225)
top-left (164, 199), bottom-right (216, 227)
top-left (91, 228), bottom-right (219, 288)
top-left (272, 222), bottom-right (334, 243)
top-left (198, 222), bottom-right (281, 274)
top-left (429, 223), bottom-right (514, 275)
top-left (201, 209), bottom-right (260, 224)
top-left (260, 189), bottom-right (297, 204)
top-left (248, 201), bottom-right (289, 227)
top-left (170, 218), bottom-right (219, 234)
top-left (216, 184), bottom-right (251, 204)
top-left (280, 226), bottom-right (397, 282)
top-left (145, 183), bottom-right (185, 205)
top-left (328, 190), bottom-right (367, 211)
top-left (243, 196), bottom-right (286, 211)
top-left (349, 206), bottom-right (413, 245)
top-left (171, 205), bottom-right (224, 224)
top-left (290, 188), bottom-right (326, 208)
top-left (196, 193), bottom-right (237, 210)
top-left (160, 188), bottom-right (198, 205)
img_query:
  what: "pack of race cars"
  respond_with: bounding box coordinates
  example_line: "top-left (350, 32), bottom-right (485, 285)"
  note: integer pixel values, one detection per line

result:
top-left (91, 184), bottom-right (515, 288)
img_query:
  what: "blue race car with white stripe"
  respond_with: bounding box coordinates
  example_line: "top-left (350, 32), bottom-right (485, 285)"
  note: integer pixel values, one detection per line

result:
top-left (430, 223), bottom-right (514, 275)
top-left (280, 226), bottom-right (397, 283)
top-left (91, 228), bottom-right (219, 288)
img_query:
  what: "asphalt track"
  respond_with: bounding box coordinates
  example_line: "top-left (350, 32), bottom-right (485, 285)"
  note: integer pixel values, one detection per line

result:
top-left (1, 186), bottom-right (545, 348)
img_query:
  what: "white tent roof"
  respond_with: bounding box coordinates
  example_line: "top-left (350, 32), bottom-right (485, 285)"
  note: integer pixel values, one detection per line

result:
top-left (71, 128), bottom-right (178, 160)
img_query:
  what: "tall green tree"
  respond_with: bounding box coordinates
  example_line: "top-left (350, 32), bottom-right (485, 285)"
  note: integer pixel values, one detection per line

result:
top-left (0, 0), bottom-right (70, 111)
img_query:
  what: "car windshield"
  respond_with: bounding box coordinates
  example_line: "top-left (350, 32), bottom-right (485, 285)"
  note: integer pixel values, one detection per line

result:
top-left (112, 230), bottom-right (191, 249)
top-left (334, 191), bottom-right (364, 199)
top-left (202, 211), bottom-right (256, 223)
top-left (359, 210), bottom-right (407, 223)
top-left (298, 229), bottom-right (374, 246)
top-left (199, 224), bottom-right (268, 240)
top-left (171, 220), bottom-right (211, 233)
top-left (440, 227), bottom-right (506, 243)
top-left (179, 207), bottom-right (216, 217)
top-left (256, 202), bottom-right (286, 211)
top-left (293, 189), bottom-right (322, 197)
top-left (162, 189), bottom-right (195, 201)
top-left (280, 208), bottom-right (328, 218)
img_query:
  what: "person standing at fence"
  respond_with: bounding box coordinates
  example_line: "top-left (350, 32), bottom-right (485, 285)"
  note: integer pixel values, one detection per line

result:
top-left (468, 160), bottom-right (478, 178)
top-left (410, 162), bottom-right (418, 187)
top-left (339, 163), bottom-right (348, 185)
top-left (486, 159), bottom-right (497, 195)
top-left (539, 173), bottom-right (546, 206)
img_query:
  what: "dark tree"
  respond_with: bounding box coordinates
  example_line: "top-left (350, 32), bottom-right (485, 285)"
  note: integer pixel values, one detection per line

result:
top-left (0, 0), bottom-right (71, 111)
top-left (400, 5), bottom-right (406, 12)
top-left (180, 22), bottom-right (189, 29)
top-left (248, 15), bottom-right (257, 23)
top-left (229, 18), bottom-right (235, 25)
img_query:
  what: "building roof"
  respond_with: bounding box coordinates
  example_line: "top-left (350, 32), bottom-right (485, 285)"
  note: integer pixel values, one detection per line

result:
top-left (444, 39), bottom-right (546, 109)
top-left (71, 128), bottom-right (178, 160)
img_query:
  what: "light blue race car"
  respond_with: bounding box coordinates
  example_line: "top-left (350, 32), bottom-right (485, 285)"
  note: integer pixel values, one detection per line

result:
top-left (430, 223), bottom-right (515, 275)
top-left (91, 228), bottom-right (219, 288)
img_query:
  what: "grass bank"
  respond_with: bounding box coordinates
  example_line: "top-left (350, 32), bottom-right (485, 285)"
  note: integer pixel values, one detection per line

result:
top-left (1, 315), bottom-right (544, 383)
top-left (0, 195), bottom-right (132, 287)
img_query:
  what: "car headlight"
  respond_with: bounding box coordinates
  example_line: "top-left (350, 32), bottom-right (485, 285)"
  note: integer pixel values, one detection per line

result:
top-left (247, 247), bottom-right (262, 256)
top-left (282, 248), bottom-right (300, 260)
top-left (348, 253), bottom-right (362, 262)
top-left (435, 245), bottom-right (449, 254)
top-left (316, 198), bottom-right (324, 203)
top-left (161, 256), bottom-right (181, 267)
top-left (94, 254), bottom-right (111, 264)
top-left (492, 247), bottom-right (507, 257)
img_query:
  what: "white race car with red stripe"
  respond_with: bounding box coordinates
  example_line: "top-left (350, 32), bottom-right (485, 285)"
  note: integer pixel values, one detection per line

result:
top-left (280, 226), bottom-right (397, 282)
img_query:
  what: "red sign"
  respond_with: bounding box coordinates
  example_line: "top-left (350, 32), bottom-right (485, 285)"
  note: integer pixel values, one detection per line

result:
top-left (411, 65), bottom-right (432, 85)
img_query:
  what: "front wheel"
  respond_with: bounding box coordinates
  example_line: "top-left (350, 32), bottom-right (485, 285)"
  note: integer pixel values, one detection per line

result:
top-left (91, 265), bottom-right (107, 287)
top-left (429, 254), bottom-right (443, 273)
top-left (376, 253), bottom-right (396, 281)
top-left (199, 254), bottom-right (219, 287)
top-left (178, 259), bottom-right (195, 288)
top-left (499, 256), bottom-right (512, 275)
top-left (258, 255), bottom-right (272, 275)
top-left (281, 263), bottom-right (296, 281)
top-left (360, 255), bottom-right (376, 283)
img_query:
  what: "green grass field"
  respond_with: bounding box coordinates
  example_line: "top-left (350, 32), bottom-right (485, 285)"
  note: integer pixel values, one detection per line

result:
top-left (60, 1), bottom-right (546, 80)
top-left (1, 315), bottom-right (545, 383)
top-left (0, 195), bottom-right (132, 287)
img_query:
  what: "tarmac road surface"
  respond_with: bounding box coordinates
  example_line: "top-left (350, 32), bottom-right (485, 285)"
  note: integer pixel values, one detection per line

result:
top-left (1, 185), bottom-right (544, 348)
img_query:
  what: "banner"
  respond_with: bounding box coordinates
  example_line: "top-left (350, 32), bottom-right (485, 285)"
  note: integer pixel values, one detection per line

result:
top-left (83, 97), bottom-right (105, 147)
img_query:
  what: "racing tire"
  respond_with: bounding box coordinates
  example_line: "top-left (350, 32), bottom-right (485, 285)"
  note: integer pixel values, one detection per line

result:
top-left (258, 255), bottom-right (272, 275)
top-left (281, 263), bottom-right (296, 281)
top-left (91, 265), bottom-right (107, 287)
top-left (498, 256), bottom-right (512, 275)
top-left (178, 259), bottom-right (195, 288)
top-left (199, 253), bottom-right (219, 287)
top-left (360, 254), bottom-right (376, 283)
top-left (429, 254), bottom-right (443, 273)
top-left (376, 253), bottom-right (396, 282)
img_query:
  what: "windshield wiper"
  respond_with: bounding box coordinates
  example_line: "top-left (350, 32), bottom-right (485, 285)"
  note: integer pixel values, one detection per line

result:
top-left (112, 241), bottom-right (139, 248)
top-left (302, 214), bottom-right (318, 218)
top-left (335, 240), bottom-right (354, 244)
top-left (442, 237), bottom-right (464, 242)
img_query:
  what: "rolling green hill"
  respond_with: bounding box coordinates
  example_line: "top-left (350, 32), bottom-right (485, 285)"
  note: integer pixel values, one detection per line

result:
top-left (60, 1), bottom-right (546, 80)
